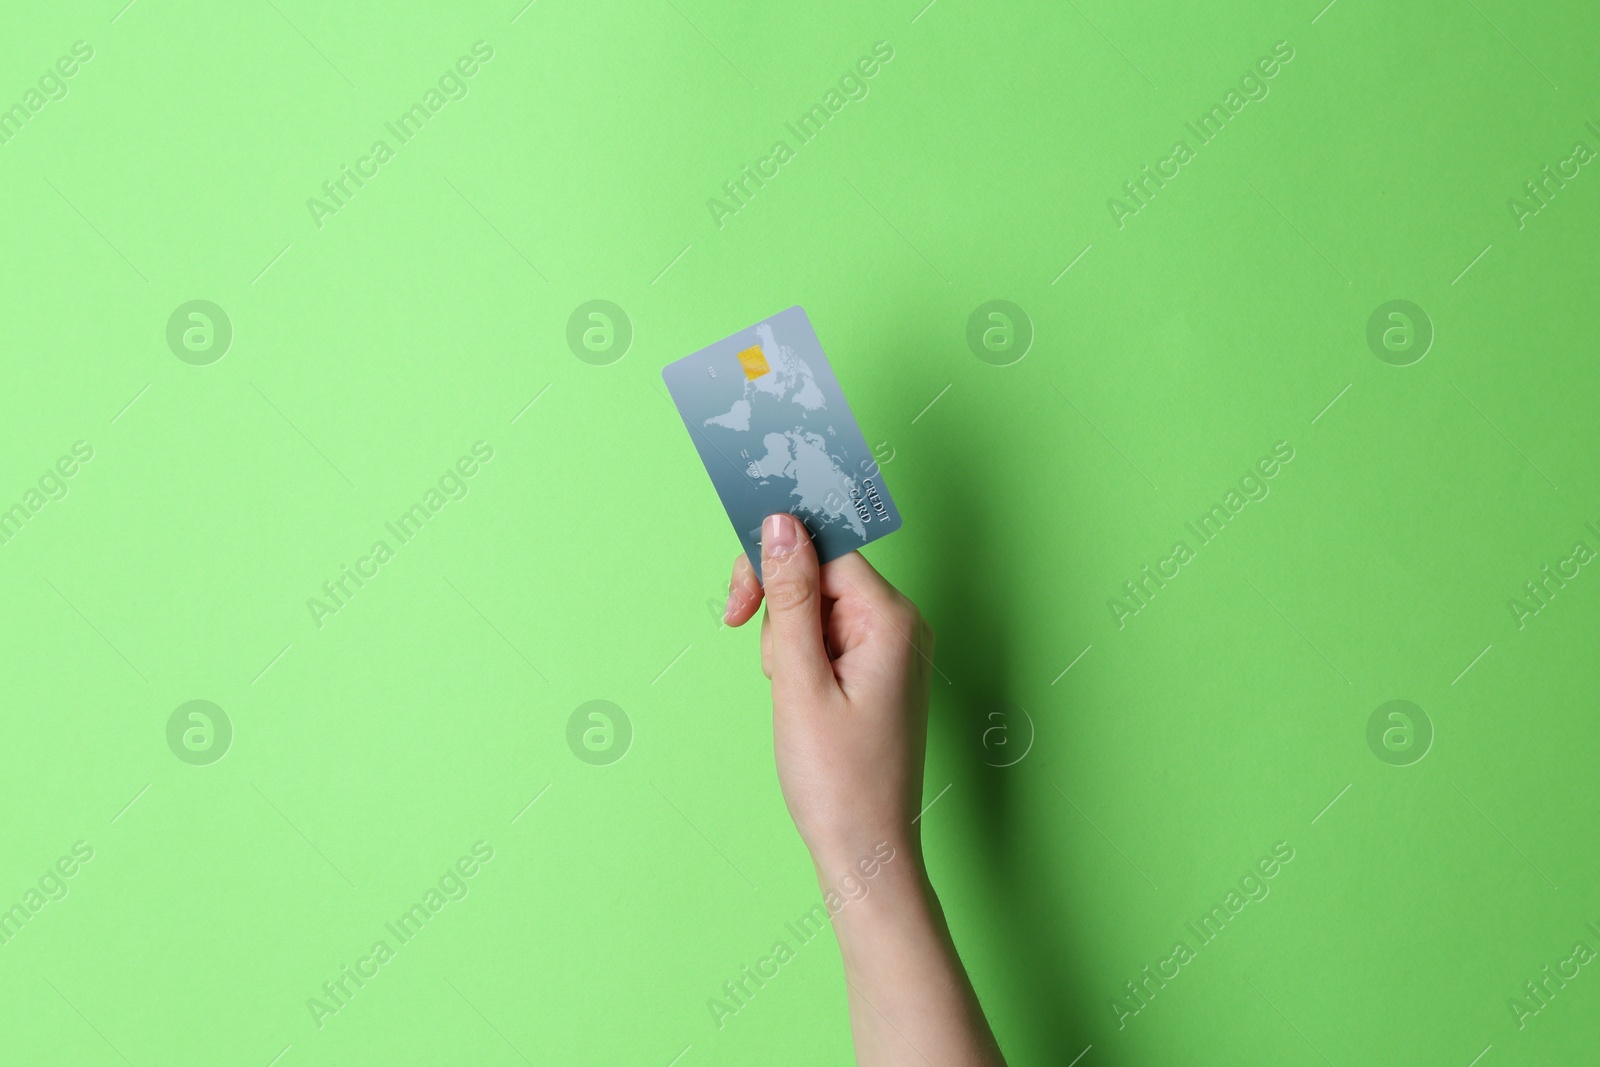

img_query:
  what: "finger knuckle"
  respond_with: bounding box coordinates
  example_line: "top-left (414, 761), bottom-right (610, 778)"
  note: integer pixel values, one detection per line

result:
top-left (888, 600), bottom-right (921, 633)
top-left (763, 576), bottom-right (816, 614)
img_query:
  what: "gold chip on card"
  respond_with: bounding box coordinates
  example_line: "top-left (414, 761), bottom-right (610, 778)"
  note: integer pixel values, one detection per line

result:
top-left (735, 344), bottom-right (770, 379)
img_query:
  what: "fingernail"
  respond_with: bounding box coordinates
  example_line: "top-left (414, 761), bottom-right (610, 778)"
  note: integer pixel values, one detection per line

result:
top-left (764, 513), bottom-right (798, 558)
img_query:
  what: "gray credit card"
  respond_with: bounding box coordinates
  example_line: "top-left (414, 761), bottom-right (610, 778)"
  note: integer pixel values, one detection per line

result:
top-left (661, 306), bottom-right (900, 578)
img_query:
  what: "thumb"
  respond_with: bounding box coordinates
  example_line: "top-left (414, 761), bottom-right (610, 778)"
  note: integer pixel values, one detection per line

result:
top-left (760, 513), bottom-right (835, 697)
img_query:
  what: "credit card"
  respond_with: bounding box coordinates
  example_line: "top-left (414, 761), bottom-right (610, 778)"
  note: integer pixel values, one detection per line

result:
top-left (661, 306), bottom-right (900, 579)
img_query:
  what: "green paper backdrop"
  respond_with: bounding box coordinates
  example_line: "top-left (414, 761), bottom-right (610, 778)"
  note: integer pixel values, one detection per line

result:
top-left (1, 0), bottom-right (1595, 1064)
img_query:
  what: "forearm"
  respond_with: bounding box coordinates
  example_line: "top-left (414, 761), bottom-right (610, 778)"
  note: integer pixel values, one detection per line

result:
top-left (815, 844), bottom-right (1007, 1067)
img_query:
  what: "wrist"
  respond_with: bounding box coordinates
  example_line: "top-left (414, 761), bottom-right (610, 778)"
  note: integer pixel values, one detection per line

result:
top-left (810, 835), bottom-right (926, 904)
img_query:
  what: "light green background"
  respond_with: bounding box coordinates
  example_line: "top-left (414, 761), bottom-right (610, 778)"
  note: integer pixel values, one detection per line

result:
top-left (1, 0), bottom-right (1596, 1064)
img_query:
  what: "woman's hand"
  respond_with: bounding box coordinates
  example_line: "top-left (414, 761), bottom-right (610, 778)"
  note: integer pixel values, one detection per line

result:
top-left (723, 512), bottom-right (935, 876)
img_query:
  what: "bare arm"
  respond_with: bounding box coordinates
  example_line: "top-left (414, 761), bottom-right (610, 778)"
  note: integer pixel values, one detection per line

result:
top-left (725, 513), bottom-right (1006, 1066)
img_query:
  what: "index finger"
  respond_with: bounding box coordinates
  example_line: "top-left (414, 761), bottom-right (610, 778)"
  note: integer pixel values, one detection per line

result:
top-left (818, 549), bottom-right (900, 603)
top-left (724, 552), bottom-right (764, 626)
